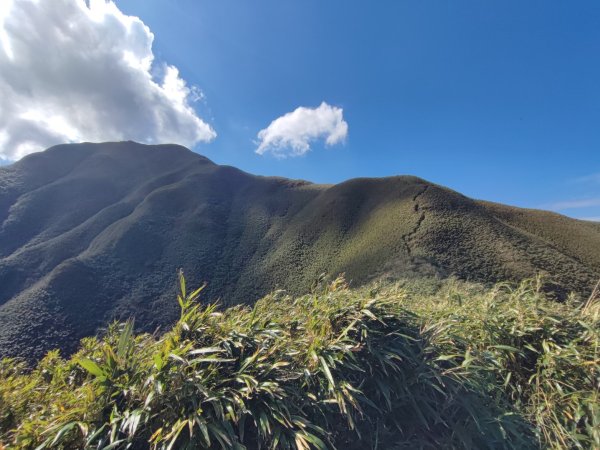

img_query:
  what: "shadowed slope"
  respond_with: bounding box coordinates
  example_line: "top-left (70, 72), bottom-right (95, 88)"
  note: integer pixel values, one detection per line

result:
top-left (0, 142), bottom-right (598, 359)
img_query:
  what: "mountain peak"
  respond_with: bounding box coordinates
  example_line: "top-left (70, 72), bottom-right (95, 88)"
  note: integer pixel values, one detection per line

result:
top-left (11, 141), bottom-right (213, 172)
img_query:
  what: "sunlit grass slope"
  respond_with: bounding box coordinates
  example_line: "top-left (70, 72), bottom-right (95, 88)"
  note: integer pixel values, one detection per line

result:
top-left (1, 274), bottom-right (597, 449)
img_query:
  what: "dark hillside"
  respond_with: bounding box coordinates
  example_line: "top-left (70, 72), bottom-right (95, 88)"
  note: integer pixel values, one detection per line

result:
top-left (0, 142), bottom-right (598, 359)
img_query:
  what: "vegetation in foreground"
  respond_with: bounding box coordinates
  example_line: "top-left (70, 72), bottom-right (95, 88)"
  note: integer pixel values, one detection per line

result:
top-left (0, 274), bottom-right (598, 449)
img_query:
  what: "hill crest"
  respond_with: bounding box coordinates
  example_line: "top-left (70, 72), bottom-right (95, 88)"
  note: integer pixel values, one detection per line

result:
top-left (0, 141), bottom-right (598, 359)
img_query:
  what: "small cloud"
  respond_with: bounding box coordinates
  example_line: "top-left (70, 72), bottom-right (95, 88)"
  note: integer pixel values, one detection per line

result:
top-left (0, 0), bottom-right (216, 161)
top-left (545, 198), bottom-right (600, 211)
top-left (578, 217), bottom-right (600, 222)
top-left (256, 102), bottom-right (348, 158)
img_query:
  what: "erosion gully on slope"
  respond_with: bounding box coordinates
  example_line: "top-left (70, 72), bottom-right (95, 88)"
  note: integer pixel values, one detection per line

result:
top-left (402, 184), bottom-right (430, 258)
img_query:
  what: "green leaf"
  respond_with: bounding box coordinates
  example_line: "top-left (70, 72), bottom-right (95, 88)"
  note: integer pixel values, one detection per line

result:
top-left (194, 414), bottom-right (210, 446)
top-left (50, 422), bottom-right (78, 446)
top-left (436, 354), bottom-right (461, 361)
top-left (489, 344), bottom-right (521, 353)
top-left (85, 424), bottom-right (107, 446)
top-left (302, 432), bottom-right (329, 450)
top-left (166, 420), bottom-right (187, 450)
top-left (188, 283), bottom-right (207, 302)
top-left (153, 352), bottom-right (164, 370)
top-left (100, 439), bottom-right (127, 450)
top-left (319, 356), bottom-right (335, 388)
top-left (78, 358), bottom-right (106, 378)
top-left (179, 269), bottom-right (186, 298)
top-left (116, 320), bottom-right (135, 361)
top-left (207, 423), bottom-right (232, 447)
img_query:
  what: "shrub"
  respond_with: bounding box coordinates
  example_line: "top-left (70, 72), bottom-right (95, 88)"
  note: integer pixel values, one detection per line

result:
top-left (0, 274), bottom-right (597, 449)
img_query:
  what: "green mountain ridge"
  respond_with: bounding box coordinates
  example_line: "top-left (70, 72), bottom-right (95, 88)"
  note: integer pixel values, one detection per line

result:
top-left (0, 141), bottom-right (599, 360)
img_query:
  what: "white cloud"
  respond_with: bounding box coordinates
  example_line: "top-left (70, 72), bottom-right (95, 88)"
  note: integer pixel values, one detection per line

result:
top-left (0, 0), bottom-right (216, 161)
top-left (256, 102), bottom-right (348, 157)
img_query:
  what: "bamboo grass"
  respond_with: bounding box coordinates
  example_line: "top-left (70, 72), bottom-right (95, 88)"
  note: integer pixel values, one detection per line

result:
top-left (0, 275), bottom-right (597, 449)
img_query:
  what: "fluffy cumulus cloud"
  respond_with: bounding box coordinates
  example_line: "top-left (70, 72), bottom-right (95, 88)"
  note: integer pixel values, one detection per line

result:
top-left (256, 102), bottom-right (348, 157)
top-left (0, 0), bottom-right (216, 160)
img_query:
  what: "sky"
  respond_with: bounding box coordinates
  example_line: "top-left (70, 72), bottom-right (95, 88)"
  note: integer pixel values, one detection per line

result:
top-left (0, 0), bottom-right (599, 220)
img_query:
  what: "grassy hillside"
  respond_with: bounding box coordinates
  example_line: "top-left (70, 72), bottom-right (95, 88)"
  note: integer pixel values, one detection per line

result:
top-left (1, 275), bottom-right (598, 449)
top-left (0, 142), bottom-right (599, 360)
top-left (480, 201), bottom-right (600, 271)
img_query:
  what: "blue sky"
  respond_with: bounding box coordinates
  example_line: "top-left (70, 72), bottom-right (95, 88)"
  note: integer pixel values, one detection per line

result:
top-left (114, 0), bottom-right (600, 220)
top-left (1, 1), bottom-right (599, 219)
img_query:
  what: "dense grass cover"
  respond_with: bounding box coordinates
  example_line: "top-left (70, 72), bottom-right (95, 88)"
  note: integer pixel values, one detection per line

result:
top-left (0, 274), bottom-right (598, 449)
top-left (2, 142), bottom-right (600, 362)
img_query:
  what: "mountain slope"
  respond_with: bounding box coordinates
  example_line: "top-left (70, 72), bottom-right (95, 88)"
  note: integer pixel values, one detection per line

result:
top-left (0, 141), bottom-right (598, 359)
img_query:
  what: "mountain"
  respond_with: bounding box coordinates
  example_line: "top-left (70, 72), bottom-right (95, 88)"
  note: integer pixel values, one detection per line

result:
top-left (1, 141), bottom-right (599, 360)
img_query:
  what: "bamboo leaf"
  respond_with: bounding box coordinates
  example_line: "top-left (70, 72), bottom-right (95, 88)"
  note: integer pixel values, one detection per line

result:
top-left (78, 358), bottom-right (106, 378)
